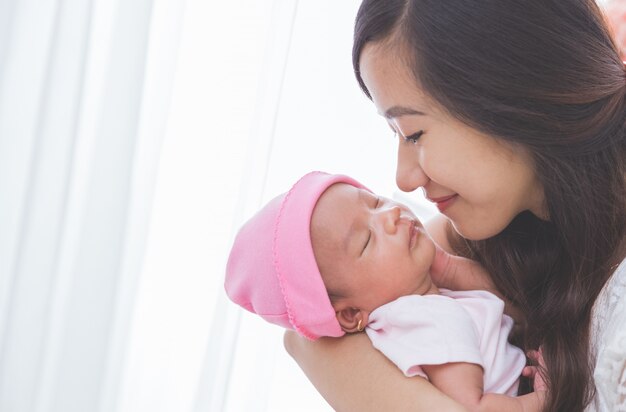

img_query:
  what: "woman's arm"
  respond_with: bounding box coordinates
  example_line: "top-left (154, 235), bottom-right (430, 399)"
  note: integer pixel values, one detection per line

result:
top-left (284, 331), bottom-right (468, 412)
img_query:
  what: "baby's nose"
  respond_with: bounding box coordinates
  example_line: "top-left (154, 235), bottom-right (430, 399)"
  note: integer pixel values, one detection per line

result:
top-left (377, 206), bottom-right (402, 234)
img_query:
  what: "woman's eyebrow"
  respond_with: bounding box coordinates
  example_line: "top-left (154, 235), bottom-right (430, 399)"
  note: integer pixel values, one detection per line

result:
top-left (382, 105), bottom-right (426, 119)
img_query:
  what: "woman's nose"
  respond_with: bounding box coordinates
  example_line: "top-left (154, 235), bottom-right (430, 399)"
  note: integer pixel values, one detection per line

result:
top-left (396, 143), bottom-right (428, 192)
top-left (374, 206), bottom-right (402, 234)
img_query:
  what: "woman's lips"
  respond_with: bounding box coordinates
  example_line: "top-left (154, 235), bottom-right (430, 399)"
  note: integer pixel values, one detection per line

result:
top-left (427, 194), bottom-right (458, 213)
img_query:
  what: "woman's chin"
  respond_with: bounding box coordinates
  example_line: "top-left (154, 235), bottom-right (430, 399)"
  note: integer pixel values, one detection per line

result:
top-left (449, 219), bottom-right (503, 241)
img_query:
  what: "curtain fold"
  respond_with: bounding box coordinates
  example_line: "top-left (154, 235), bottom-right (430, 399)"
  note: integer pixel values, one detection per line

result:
top-left (192, 1), bottom-right (299, 411)
top-left (0, 0), bottom-right (380, 411)
top-left (0, 0), bottom-right (184, 410)
top-left (0, 1), bottom-right (95, 410)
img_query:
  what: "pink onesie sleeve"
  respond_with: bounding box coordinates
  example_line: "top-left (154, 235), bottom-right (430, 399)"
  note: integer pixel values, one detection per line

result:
top-left (365, 294), bottom-right (484, 379)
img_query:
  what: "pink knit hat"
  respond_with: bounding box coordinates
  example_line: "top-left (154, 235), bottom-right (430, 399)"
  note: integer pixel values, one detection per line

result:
top-left (225, 171), bottom-right (371, 340)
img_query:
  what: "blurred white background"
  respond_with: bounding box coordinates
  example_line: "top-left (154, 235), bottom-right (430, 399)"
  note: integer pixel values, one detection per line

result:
top-left (0, 0), bottom-right (614, 411)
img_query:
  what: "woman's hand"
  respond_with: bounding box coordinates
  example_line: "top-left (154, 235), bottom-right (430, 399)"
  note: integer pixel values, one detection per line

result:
top-left (510, 348), bottom-right (548, 412)
top-left (522, 348), bottom-right (548, 392)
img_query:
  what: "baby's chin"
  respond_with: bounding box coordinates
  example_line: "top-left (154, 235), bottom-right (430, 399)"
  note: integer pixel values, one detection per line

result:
top-left (418, 231), bottom-right (437, 263)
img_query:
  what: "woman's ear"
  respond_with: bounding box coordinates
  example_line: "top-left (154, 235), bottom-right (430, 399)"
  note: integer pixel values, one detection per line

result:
top-left (336, 307), bottom-right (370, 333)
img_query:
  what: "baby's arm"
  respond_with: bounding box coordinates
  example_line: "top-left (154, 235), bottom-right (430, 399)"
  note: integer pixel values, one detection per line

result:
top-left (422, 362), bottom-right (545, 412)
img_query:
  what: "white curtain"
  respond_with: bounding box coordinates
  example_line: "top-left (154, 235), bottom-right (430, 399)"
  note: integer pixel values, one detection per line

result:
top-left (0, 0), bottom-right (437, 411)
top-left (0, 0), bottom-right (185, 410)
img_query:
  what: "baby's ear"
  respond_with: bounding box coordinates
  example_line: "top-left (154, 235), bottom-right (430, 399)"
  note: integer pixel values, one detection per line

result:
top-left (336, 307), bottom-right (370, 333)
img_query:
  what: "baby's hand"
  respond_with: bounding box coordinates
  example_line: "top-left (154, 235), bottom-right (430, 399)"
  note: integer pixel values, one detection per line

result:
top-left (430, 246), bottom-right (496, 292)
top-left (430, 246), bottom-right (529, 324)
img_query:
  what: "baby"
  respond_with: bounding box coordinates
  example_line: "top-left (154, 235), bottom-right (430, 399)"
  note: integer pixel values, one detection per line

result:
top-left (225, 171), bottom-right (544, 411)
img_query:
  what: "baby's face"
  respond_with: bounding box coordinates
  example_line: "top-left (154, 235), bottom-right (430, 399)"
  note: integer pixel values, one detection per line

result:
top-left (311, 183), bottom-right (436, 312)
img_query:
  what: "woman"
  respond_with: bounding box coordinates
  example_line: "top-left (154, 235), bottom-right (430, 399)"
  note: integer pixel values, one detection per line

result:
top-left (607, 0), bottom-right (626, 60)
top-left (284, 1), bottom-right (626, 411)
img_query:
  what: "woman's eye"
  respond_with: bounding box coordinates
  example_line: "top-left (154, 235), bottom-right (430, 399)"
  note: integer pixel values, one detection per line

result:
top-left (403, 131), bottom-right (424, 144)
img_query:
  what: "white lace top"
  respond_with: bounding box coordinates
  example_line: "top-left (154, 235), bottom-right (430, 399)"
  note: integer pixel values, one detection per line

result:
top-left (588, 258), bottom-right (626, 411)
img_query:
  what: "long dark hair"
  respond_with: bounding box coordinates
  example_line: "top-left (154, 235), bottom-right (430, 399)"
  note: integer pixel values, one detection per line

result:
top-left (353, 1), bottom-right (626, 411)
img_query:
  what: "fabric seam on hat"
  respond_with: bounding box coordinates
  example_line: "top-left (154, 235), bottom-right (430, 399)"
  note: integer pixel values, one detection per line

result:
top-left (271, 171), bottom-right (324, 340)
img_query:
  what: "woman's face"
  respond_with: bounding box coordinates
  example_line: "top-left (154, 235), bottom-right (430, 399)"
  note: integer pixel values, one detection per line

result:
top-left (359, 43), bottom-right (546, 240)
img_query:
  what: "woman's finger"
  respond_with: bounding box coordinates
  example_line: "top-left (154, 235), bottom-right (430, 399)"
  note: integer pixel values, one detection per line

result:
top-left (526, 348), bottom-right (548, 391)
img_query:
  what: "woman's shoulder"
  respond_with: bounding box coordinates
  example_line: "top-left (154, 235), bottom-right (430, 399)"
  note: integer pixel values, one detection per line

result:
top-left (593, 258), bottom-right (626, 334)
top-left (589, 258), bottom-right (626, 411)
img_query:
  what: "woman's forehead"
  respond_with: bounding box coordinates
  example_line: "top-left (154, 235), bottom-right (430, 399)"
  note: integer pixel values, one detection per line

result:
top-left (359, 44), bottom-right (439, 118)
